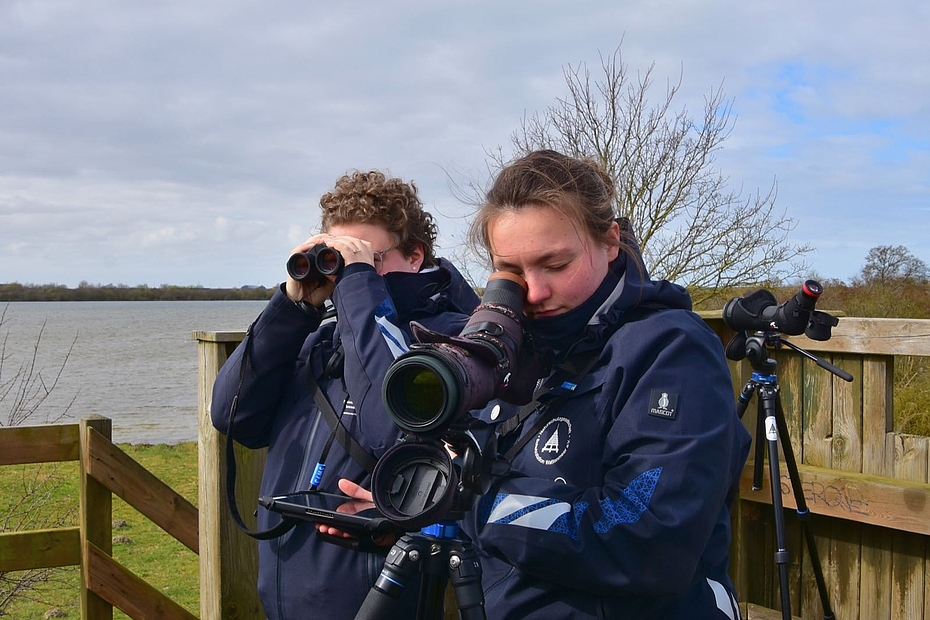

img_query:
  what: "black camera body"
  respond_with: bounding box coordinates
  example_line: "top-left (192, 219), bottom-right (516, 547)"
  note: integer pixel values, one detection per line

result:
top-left (372, 272), bottom-right (544, 529)
top-left (287, 243), bottom-right (344, 282)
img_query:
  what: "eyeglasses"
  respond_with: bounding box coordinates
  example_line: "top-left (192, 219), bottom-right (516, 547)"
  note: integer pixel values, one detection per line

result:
top-left (372, 247), bottom-right (396, 272)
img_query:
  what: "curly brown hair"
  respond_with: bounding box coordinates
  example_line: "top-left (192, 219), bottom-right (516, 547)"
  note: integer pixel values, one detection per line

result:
top-left (319, 170), bottom-right (438, 267)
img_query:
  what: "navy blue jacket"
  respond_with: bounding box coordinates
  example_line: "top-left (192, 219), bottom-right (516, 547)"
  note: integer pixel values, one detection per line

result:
top-left (211, 259), bottom-right (479, 620)
top-left (464, 246), bottom-right (751, 620)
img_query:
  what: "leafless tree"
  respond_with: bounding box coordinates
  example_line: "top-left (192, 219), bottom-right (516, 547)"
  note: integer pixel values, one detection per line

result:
top-left (841, 245), bottom-right (930, 319)
top-left (488, 46), bottom-right (811, 303)
top-left (0, 304), bottom-right (79, 615)
top-left (853, 245), bottom-right (929, 288)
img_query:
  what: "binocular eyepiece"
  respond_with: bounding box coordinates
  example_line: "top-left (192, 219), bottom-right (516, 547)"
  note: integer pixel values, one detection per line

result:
top-left (722, 279), bottom-right (837, 341)
top-left (286, 244), bottom-right (344, 282)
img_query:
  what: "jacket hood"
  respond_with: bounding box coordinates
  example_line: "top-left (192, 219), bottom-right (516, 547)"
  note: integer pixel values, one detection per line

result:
top-left (571, 224), bottom-right (692, 353)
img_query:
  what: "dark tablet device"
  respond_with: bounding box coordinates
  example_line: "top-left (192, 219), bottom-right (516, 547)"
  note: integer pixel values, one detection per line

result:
top-left (258, 490), bottom-right (403, 536)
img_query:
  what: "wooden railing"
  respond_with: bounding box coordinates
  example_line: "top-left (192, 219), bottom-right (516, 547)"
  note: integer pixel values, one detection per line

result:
top-left (0, 416), bottom-right (199, 620)
top-left (5, 314), bottom-right (927, 619)
top-left (704, 315), bottom-right (930, 620)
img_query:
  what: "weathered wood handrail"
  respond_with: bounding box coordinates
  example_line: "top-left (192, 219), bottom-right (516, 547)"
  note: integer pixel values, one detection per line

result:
top-left (0, 416), bottom-right (198, 620)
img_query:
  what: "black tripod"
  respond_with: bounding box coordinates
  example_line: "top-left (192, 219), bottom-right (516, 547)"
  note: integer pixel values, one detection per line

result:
top-left (354, 522), bottom-right (486, 620)
top-left (734, 330), bottom-right (852, 620)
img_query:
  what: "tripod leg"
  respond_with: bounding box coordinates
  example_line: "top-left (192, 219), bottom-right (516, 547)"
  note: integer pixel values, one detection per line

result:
top-left (355, 535), bottom-right (424, 620)
top-left (416, 571), bottom-right (448, 620)
top-left (758, 385), bottom-right (792, 620)
top-left (447, 540), bottom-right (486, 620)
top-left (772, 393), bottom-right (836, 620)
top-left (752, 391), bottom-right (766, 491)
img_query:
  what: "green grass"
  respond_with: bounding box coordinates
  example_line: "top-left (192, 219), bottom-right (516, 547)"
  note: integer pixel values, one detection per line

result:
top-left (1, 443), bottom-right (200, 619)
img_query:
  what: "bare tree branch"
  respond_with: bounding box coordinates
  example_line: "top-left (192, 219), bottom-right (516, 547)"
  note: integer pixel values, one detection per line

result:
top-left (490, 45), bottom-right (811, 303)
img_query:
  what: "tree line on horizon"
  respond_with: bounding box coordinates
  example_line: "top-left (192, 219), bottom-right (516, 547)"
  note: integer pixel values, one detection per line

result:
top-left (0, 281), bottom-right (276, 302)
top-left (3, 244), bottom-right (929, 309)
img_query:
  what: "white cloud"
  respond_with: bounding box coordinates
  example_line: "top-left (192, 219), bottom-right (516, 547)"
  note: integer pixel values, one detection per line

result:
top-left (0, 0), bottom-right (928, 287)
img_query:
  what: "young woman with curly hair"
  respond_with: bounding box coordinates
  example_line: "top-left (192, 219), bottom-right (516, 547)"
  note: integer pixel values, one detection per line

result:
top-left (212, 170), bottom-right (479, 620)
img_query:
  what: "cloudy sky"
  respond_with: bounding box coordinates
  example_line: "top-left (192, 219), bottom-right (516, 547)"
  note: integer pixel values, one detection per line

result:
top-left (2, 1), bottom-right (928, 289)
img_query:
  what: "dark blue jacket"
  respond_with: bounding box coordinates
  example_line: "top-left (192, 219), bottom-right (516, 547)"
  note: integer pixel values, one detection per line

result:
top-left (211, 258), bottom-right (479, 620)
top-left (464, 246), bottom-right (751, 620)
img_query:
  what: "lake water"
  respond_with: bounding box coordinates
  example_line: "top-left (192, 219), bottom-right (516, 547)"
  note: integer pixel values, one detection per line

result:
top-left (0, 300), bottom-right (267, 444)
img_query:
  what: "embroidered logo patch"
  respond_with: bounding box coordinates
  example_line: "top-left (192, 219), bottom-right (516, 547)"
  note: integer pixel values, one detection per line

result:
top-left (534, 417), bottom-right (572, 465)
top-left (648, 389), bottom-right (678, 420)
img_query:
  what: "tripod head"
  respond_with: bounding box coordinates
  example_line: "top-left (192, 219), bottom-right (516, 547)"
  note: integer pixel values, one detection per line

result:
top-left (722, 280), bottom-right (852, 382)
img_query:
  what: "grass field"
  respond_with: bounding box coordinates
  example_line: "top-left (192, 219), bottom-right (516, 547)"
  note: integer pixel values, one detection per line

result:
top-left (1, 442), bottom-right (200, 619)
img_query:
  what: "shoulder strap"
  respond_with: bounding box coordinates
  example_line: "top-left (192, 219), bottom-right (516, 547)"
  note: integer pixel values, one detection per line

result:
top-left (224, 319), bottom-right (297, 540)
top-left (502, 349), bottom-right (603, 460)
top-left (306, 371), bottom-right (378, 474)
top-left (499, 302), bottom-right (669, 461)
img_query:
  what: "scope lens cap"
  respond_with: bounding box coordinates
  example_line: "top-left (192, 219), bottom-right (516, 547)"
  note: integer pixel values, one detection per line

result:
top-left (371, 441), bottom-right (458, 530)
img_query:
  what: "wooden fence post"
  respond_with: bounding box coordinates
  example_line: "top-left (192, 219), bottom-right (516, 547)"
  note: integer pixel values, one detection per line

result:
top-left (80, 416), bottom-right (113, 620)
top-left (195, 331), bottom-right (267, 620)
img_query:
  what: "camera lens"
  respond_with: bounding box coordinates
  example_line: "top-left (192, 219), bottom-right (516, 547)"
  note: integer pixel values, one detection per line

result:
top-left (383, 354), bottom-right (461, 435)
top-left (395, 365), bottom-right (445, 421)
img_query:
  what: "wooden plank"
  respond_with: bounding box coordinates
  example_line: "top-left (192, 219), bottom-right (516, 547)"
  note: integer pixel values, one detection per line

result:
top-left (742, 602), bottom-right (801, 619)
top-left (729, 493), bottom-right (749, 602)
top-left (860, 522), bottom-right (894, 620)
top-left (80, 416), bottom-right (113, 620)
top-left (84, 427), bottom-right (199, 553)
top-left (829, 353), bottom-right (862, 620)
top-left (197, 337), bottom-right (265, 620)
top-left (191, 330), bottom-right (246, 343)
top-left (862, 356), bottom-right (893, 477)
top-left (831, 353), bottom-right (863, 473)
top-left (0, 423), bottom-right (80, 465)
top-left (860, 355), bottom-right (894, 619)
top-left (739, 463), bottom-right (930, 535)
top-left (701, 317), bottom-right (930, 356)
top-left (84, 540), bottom-right (198, 620)
top-left (789, 318), bottom-right (930, 356)
top-left (891, 434), bottom-right (928, 620)
top-left (775, 351), bottom-right (804, 459)
top-left (798, 353), bottom-right (834, 620)
top-left (0, 527), bottom-right (81, 571)
top-left (802, 354), bottom-right (834, 469)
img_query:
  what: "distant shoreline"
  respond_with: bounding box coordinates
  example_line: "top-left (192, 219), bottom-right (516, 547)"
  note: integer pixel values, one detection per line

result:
top-left (1, 283), bottom-right (277, 302)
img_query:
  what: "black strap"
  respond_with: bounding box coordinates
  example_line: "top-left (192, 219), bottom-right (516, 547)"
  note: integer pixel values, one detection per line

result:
top-left (307, 371), bottom-right (378, 474)
top-left (224, 318), bottom-right (298, 540)
top-left (502, 349), bottom-right (604, 461)
top-left (500, 302), bottom-right (667, 461)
